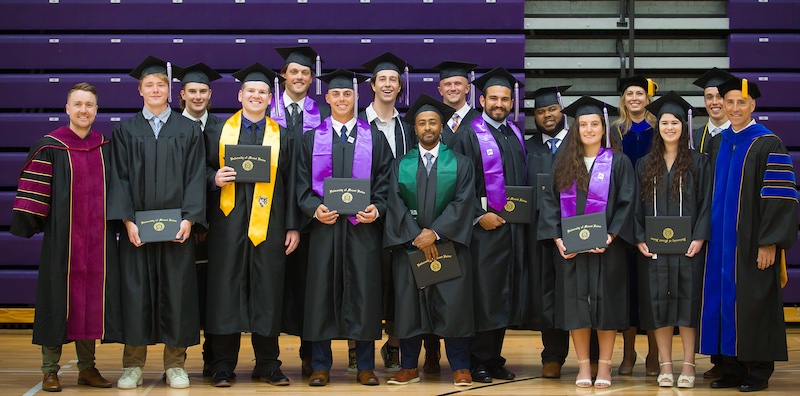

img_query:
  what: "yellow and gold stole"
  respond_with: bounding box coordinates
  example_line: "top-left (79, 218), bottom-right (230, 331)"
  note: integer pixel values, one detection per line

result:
top-left (219, 110), bottom-right (280, 246)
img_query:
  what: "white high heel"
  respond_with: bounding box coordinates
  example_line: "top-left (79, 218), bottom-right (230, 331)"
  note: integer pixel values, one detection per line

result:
top-left (677, 362), bottom-right (696, 388)
top-left (657, 362), bottom-right (674, 387)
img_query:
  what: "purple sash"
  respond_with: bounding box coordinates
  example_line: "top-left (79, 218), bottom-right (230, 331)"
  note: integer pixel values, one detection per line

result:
top-left (270, 95), bottom-right (322, 133)
top-left (312, 117), bottom-right (373, 225)
top-left (560, 147), bottom-right (612, 218)
top-left (472, 118), bottom-right (527, 212)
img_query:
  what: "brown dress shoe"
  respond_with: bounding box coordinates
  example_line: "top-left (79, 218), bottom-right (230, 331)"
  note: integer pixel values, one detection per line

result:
top-left (42, 371), bottom-right (61, 392)
top-left (301, 357), bottom-right (313, 378)
top-left (423, 350), bottom-right (441, 374)
top-left (541, 361), bottom-right (562, 378)
top-left (77, 367), bottom-right (112, 388)
top-left (387, 368), bottom-right (419, 385)
top-left (308, 370), bottom-right (329, 386)
top-left (453, 369), bottom-right (473, 386)
top-left (357, 369), bottom-right (380, 386)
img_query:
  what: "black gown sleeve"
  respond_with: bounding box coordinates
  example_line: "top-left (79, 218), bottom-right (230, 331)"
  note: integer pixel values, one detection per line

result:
top-left (633, 157), bottom-right (647, 244)
top-left (692, 152), bottom-right (712, 241)
top-left (370, 130), bottom-right (393, 218)
top-left (538, 160), bottom-right (562, 241)
top-left (383, 162), bottom-right (423, 249)
top-left (757, 138), bottom-right (799, 250)
top-left (609, 153), bottom-right (636, 245)
top-left (429, 155), bottom-right (476, 246)
top-left (181, 122), bottom-right (208, 228)
top-left (295, 129), bottom-right (323, 221)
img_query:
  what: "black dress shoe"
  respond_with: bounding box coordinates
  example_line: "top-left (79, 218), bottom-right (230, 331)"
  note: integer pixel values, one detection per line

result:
top-left (211, 372), bottom-right (232, 387)
top-left (710, 374), bottom-right (744, 389)
top-left (471, 365), bottom-right (492, 383)
top-left (739, 376), bottom-right (768, 392)
top-left (202, 364), bottom-right (212, 377)
top-left (263, 370), bottom-right (290, 386)
top-left (488, 366), bottom-right (515, 380)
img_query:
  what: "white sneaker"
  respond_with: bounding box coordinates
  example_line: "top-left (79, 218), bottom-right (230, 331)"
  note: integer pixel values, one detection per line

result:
top-left (117, 366), bottom-right (143, 389)
top-left (166, 367), bottom-right (190, 389)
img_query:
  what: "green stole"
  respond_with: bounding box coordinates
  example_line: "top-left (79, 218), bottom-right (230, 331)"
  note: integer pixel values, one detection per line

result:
top-left (398, 145), bottom-right (457, 220)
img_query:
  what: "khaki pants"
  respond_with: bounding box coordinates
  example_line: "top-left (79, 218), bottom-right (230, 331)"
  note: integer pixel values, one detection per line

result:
top-left (123, 345), bottom-right (186, 370)
top-left (41, 339), bottom-right (96, 373)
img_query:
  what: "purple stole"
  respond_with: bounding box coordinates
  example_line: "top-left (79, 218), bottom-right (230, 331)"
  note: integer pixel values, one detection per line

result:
top-left (471, 118), bottom-right (526, 212)
top-left (270, 95), bottom-right (322, 133)
top-left (560, 147), bottom-right (613, 218)
top-left (15, 127), bottom-right (108, 340)
top-left (311, 117), bottom-right (373, 225)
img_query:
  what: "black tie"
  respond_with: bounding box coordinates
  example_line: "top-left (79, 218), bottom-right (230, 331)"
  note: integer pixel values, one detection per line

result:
top-left (340, 125), bottom-right (348, 144)
top-left (289, 103), bottom-right (301, 128)
top-left (250, 123), bottom-right (258, 144)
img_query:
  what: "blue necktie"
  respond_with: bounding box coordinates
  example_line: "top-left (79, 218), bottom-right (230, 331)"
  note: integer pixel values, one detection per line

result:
top-left (548, 138), bottom-right (559, 154)
top-left (424, 152), bottom-right (434, 175)
top-left (340, 125), bottom-right (348, 144)
top-left (152, 117), bottom-right (162, 138)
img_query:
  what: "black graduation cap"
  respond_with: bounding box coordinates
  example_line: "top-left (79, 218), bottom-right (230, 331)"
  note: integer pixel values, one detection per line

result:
top-left (402, 94), bottom-right (456, 125)
top-left (472, 67), bottom-right (524, 121)
top-left (231, 63), bottom-right (284, 89)
top-left (618, 75), bottom-right (658, 97)
top-left (432, 60), bottom-right (478, 80)
top-left (526, 85), bottom-right (571, 109)
top-left (693, 67), bottom-right (735, 89)
top-left (562, 96), bottom-right (618, 147)
top-left (175, 63), bottom-right (221, 87)
top-left (717, 76), bottom-right (762, 100)
top-left (129, 55), bottom-right (182, 102)
top-left (361, 51), bottom-right (411, 76)
top-left (317, 69), bottom-right (369, 90)
top-left (646, 91), bottom-right (697, 149)
top-left (275, 46), bottom-right (323, 95)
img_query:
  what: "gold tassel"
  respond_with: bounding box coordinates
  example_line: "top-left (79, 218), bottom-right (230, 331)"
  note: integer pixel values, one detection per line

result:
top-left (742, 78), bottom-right (749, 99)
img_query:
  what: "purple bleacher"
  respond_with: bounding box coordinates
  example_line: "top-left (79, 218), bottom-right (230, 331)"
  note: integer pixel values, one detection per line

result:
top-left (0, 0), bottom-right (524, 31)
top-left (0, 269), bottom-right (37, 306)
top-left (0, 114), bottom-right (120, 149)
top-left (0, 233), bottom-right (42, 268)
top-left (729, 34), bottom-right (800, 69)
top-left (752, 112), bottom-right (800, 147)
top-left (0, 191), bottom-right (13, 226)
top-left (729, 0), bottom-right (799, 31)
top-left (0, 153), bottom-right (27, 187)
top-left (784, 268), bottom-right (800, 304)
top-left (735, 73), bottom-right (800, 109)
top-left (786, 231), bottom-right (800, 264)
top-left (0, 34), bottom-right (524, 71)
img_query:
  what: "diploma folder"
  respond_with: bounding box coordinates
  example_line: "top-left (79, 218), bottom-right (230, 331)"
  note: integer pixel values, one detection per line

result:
top-left (226, 145), bottom-right (271, 183)
top-left (645, 216), bottom-right (692, 255)
top-left (561, 212), bottom-right (608, 255)
top-left (323, 178), bottom-right (371, 215)
top-left (498, 186), bottom-right (533, 224)
top-left (134, 209), bottom-right (182, 243)
top-left (407, 241), bottom-right (462, 289)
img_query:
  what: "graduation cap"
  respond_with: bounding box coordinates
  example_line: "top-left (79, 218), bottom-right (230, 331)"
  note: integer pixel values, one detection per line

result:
top-left (129, 55), bottom-right (182, 103)
top-left (275, 46), bottom-right (323, 94)
top-left (361, 52), bottom-right (412, 106)
top-left (646, 91), bottom-right (696, 149)
top-left (527, 85), bottom-right (572, 129)
top-left (433, 60), bottom-right (479, 108)
top-left (232, 63), bottom-right (285, 117)
top-left (562, 96), bottom-right (619, 148)
top-left (693, 67), bottom-right (734, 89)
top-left (472, 67), bottom-right (525, 122)
top-left (402, 93), bottom-right (456, 126)
top-left (717, 76), bottom-right (762, 100)
top-left (318, 69), bottom-right (370, 118)
top-left (618, 75), bottom-right (658, 97)
top-left (175, 63), bottom-right (221, 87)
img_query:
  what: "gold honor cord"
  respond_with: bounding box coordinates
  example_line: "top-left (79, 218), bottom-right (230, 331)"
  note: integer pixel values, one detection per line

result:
top-left (219, 110), bottom-right (281, 246)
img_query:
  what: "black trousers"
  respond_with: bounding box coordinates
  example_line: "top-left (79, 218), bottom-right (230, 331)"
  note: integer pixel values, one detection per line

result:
top-left (470, 328), bottom-right (506, 370)
top-left (722, 355), bottom-right (774, 382)
top-left (210, 333), bottom-right (281, 374)
top-left (541, 328), bottom-right (599, 364)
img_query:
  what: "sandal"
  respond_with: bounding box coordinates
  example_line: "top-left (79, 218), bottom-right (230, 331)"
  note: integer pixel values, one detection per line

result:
top-left (677, 362), bottom-right (696, 388)
top-left (575, 359), bottom-right (592, 388)
top-left (594, 359), bottom-right (612, 388)
top-left (657, 362), bottom-right (674, 387)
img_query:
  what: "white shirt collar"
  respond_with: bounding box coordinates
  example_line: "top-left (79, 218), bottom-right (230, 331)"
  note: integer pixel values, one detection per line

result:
top-left (182, 109), bottom-right (209, 130)
top-left (707, 119), bottom-right (731, 136)
top-left (453, 103), bottom-right (471, 119)
top-left (541, 127), bottom-right (568, 145)
top-left (283, 92), bottom-right (306, 111)
top-left (732, 119), bottom-right (756, 134)
top-left (331, 117), bottom-right (357, 136)
top-left (365, 103), bottom-right (399, 124)
top-left (481, 111), bottom-right (505, 130)
top-left (419, 142), bottom-right (441, 161)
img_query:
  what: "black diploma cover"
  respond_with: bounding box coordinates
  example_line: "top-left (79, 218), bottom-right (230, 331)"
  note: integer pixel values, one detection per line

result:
top-left (561, 212), bottom-right (608, 254)
top-left (498, 186), bottom-right (533, 223)
top-left (536, 173), bottom-right (551, 210)
top-left (226, 145), bottom-right (271, 183)
top-left (323, 178), bottom-right (371, 215)
top-left (407, 241), bottom-right (462, 289)
top-left (645, 216), bottom-right (692, 254)
top-left (134, 208), bottom-right (182, 243)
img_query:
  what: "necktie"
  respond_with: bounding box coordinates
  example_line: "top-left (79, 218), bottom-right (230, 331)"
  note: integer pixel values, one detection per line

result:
top-left (249, 123), bottom-right (258, 144)
top-left (548, 137), bottom-right (559, 154)
top-left (711, 127), bottom-right (720, 136)
top-left (340, 125), bottom-right (348, 144)
top-left (152, 117), bottom-right (162, 138)
top-left (289, 102), bottom-right (300, 116)
top-left (451, 113), bottom-right (461, 132)
top-left (424, 152), bottom-right (434, 175)
top-left (499, 124), bottom-right (510, 136)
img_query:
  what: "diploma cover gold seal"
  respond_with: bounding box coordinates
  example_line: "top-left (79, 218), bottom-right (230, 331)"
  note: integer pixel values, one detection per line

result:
top-left (342, 192), bottom-right (353, 203)
top-left (154, 222), bottom-right (165, 232)
top-left (242, 160), bottom-right (253, 171)
top-left (579, 229), bottom-right (590, 240)
top-left (504, 200), bottom-right (515, 212)
top-left (430, 260), bottom-right (442, 272)
top-left (663, 227), bottom-right (674, 239)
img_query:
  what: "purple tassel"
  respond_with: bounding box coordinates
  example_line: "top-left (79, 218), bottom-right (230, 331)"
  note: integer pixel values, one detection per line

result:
top-left (688, 108), bottom-right (694, 149)
top-left (556, 88), bottom-right (568, 130)
top-left (274, 75), bottom-right (283, 119)
top-left (166, 62), bottom-right (172, 103)
top-left (603, 106), bottom-right (611, 148)
top-left (469, 71), bottom-right (476, 108)
top-left (514, 82), bottom-right (519, 122)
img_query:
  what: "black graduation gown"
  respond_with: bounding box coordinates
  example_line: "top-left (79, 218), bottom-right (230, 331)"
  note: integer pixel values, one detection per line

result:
top-left (703, 130), bottom-right (797, 361)
top-left (108, 111), bottom-right (206, 347)
top-left (384, 151), bottom-right (476, 339)
top-left (634, 152), bottom-right (712, 330)
top-left (204, 119), bottom-right (299, 337)
top-left (358, 109), bottom-right (416, 159)
top-left (692, 124), bottom-right (712, 155)
top-left (295, 122), bottom-right (393, 341)
top-left (449, 119), bottom-right (527, 332)
top-left (538, 152), bottom-right (636, 331)
top-left (441, 108), bottom-right (480, 146)
top-left (11, 132), bottom-right (122, 346)
top-left (205, 113), bottom-right (224, 131)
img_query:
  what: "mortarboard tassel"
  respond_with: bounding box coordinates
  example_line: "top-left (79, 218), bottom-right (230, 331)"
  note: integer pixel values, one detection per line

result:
top-left (742, 78), bottom-right (749, 99)
top-left (514, 81), bottom-right (519, 122)
top-left (556, 88), bottom-right (568, 130)
top-left (404, 65), bottom-right (410, 106)
top-left (469, 71), bottom-right (476, 108)
top-left (315, 55), bottom-right (322, 95)
top-left (353, 75), bottom-right (359, 119)
top-left (274, 75), bottom-right (283, 119)
top-left (603, 106), bottom-right (611, 148)
top-left (647, 78), bottom-right (658, 97)
top-left (688, 108), bottom-right (695, 150)
top-left (166, 62), bottom-right (173, 103)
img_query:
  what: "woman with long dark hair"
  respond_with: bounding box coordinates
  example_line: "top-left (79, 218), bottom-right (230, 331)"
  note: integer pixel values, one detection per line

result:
top-left (634, 92), bottom-right (711, 388)
top-left (539, 96), bottom-right (636, 388)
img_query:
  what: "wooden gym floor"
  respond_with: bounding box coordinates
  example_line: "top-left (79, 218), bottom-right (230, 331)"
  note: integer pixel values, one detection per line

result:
top-left (0, 328), bottom-right (798, 395)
